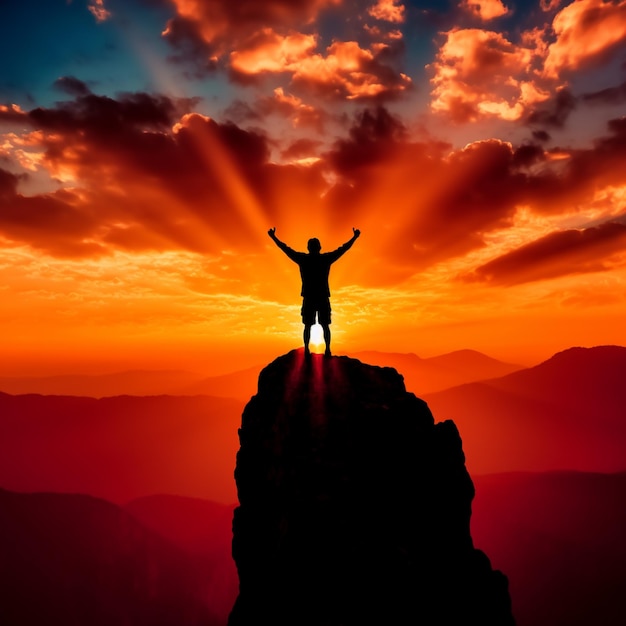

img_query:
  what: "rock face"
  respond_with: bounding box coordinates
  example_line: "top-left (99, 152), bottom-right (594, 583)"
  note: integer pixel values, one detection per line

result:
top-left (229, 350), bottom-right (515, 625)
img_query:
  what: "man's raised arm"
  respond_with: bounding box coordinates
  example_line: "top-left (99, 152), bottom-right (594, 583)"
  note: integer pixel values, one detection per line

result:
top-left (327, 228), bottom-right (361, 262)
top-left (268, 228), bottom-right (300, 262)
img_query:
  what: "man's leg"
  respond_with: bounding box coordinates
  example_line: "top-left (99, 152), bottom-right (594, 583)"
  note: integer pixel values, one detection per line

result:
top-left (303, 324), bottom-right (312, 356)
top-left (321, 323), bottom-right (331, 357)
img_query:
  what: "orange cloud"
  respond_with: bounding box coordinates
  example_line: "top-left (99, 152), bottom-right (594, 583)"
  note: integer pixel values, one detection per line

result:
top-left (292, 40), bottom-right (411, 100)
top-left (367, 0), bottom-right (406, 23)
top-left (267, 88), bottom-right (324, 128)
top-left (163, 0), bottom-right (340, 68)
top-left (459, 0), bottom-right (509, 20)
top-left (544, 0), bottom-right (626, 78)
top-left (88, 0), bottom-right (111, 23)
top-left (230, 30), bottom-right (317, 75)
top-left (228, 28), bottom-right (410, 101)
top-left (429, 28), bottom-right (548, 122)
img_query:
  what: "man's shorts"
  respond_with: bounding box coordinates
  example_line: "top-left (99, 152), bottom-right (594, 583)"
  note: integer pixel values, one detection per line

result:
top-left (301, 298), bottom-right (331, 326)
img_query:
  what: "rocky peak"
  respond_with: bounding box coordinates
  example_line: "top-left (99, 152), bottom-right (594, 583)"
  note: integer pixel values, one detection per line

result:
top-left (229, 350), bottom-right (514, 625)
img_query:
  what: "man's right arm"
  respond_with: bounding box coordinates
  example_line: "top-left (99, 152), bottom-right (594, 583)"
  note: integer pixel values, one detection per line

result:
top-left (268, 228), bottom-right (299, 262)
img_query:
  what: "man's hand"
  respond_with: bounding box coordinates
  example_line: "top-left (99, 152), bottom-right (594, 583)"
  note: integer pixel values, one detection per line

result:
top-left (353, 227), bottom-right (361, 238)
top-left (268, 227), bottom-right (276, 238)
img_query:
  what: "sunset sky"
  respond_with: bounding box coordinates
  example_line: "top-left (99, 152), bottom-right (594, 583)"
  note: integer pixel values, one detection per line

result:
top-left (1, 0), bottom-right (626, 376)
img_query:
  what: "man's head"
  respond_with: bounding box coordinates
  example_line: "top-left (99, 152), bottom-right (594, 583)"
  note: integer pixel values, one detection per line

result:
top-left (307, 238), bottom-right (321, 254)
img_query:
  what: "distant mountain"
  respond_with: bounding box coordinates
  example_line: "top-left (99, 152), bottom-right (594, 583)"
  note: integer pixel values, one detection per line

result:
top-left (423, 345), bottom-right (626, 474)
top-left (472, 471), bottom-right (626, 626)
top-left (174, 349), bottom-right (524, 402)
top-left (126, 495), bottom-right (238, 624)
top-left (348, 349), bottom-right (523, 394)
top-left (0, 369), bottom-right (206, 398)
top-left (178, 366), bottom-right (263, 402)
top-left (0, 393), bottom-right (243, 503)
top-left (0, 349), bottom-right (522, 400)
top-left (0, 488), bottom-right (219, 626)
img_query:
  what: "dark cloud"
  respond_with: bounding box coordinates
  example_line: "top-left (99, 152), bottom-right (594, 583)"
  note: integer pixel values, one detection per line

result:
top-left (465, 221), bottom-right (626, 285)
top-left (327, 106), bottom-right (407, 176)
top-left (0, 170), bottom-right (106, 257)
top-left (162, 16), bottom-right (220, 76)
top-left (0, 168), bottom-right (19, 199)
top-left (281, 138), bottom-right (323, 160)
top-left (0, 90), bottom-right (329, 257)
top-left (29, 91), bottom-right (187, 134)
top-left (582, 80), bottom-right (626, 105)
top-left (222, 99), bottom-right (261, 124)
top-left (512, 143), bottom-right (546, 168)
top-left (527, 88), bottom-right (577, 128)
top-left (532, 129), bottom-right (551, 142)
top-left (53, 76), bottom-right (92, 97)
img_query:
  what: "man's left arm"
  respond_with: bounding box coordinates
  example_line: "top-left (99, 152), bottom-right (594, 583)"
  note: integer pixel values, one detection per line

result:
top-left (327, 228), bottom-right (361, 262)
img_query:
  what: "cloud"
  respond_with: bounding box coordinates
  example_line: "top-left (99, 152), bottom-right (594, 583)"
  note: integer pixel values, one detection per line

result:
top-left (227, 28), bottom-right (410, 100)
top-left (541, 0), bottom-right (563, 11)
top-left (532, 129), bottom-right (551, 142)
top-left (161, 0), bottom-right (339, 70)
top-left (321, 107), bottom-right (626, 285)
top-left (4, 83), bottom-right (626, 289)
top-left (280, 138), bottom-right (323, 161)
top-left (160, 0), bottom-right (409, 100)
top-left (0, 104), bottom-right (27, 124)
top-left (429, 28), bottom-right (549, 122)
top-left (53, 76), bottom-right (92, 97)
top-left (222, 88), bottom-right (327, 131)
top-left (327, 105), bottom-right (407, 176)
top-left (526, 87), bottom-right (577, 128)
top-left (0, 168), bottom-right (107, 257)
top-left (582, 80), bottom-right (626, 105)
top-left (260, 88), bottom-right (327, 129)
top-left (466, 221), bottom-right (626, 285)
top-left (229, 30), bottom-right (317, 76)
top-left (367, 0), bottom-right (406, 23)
top-left (543, 0), bottom-right (626, 78)
top-left (430, 1), bottom-right (626, 123)
top-left (0, 89), bottom-right (336, 258)
top-left (459, 0), bottom-right (509, 21)
top-left (88, 0), bottom-right (112, 22)
top-left (291, 40), bottom-right (411, 100)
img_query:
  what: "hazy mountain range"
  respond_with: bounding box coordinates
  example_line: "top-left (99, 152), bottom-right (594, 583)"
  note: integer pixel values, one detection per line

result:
top-left (0, 348), bottom-right (522, 400)
top-left (423, 345), bottom-right (626, 475)
top-left (1, 344), bottom-right (625, 625)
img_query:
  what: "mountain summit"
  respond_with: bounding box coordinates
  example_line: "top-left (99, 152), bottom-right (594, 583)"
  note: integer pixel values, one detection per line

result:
top-left (229, 350), bottom-right (514, 625)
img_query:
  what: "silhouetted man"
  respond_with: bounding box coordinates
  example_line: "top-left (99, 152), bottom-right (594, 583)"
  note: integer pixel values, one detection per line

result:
top-left (268, 227), bottom-right (361, 357)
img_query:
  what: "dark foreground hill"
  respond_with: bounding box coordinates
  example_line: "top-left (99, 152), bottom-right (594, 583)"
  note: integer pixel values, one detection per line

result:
top-left (229, 350), bottom-right (514, 625)
top-left (424, 345), bottom-right (626, 474)
top-left (0, 489), bottom-right (219, 626)
top-left (472, 471), bottom-right (626, 626)
top-left (126, 495), bottom-right (238, 623)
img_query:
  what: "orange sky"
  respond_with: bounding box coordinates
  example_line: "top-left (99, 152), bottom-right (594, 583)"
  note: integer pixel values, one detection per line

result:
top-left (1, 0), bottom-right (626, 375)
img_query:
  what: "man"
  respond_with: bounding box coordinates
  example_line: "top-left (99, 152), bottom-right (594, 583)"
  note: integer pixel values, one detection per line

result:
top-left (268, 227), bottom-right (361, 357)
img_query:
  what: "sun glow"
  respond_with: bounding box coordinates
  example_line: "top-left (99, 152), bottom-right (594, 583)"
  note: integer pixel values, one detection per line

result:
top-left (310, 323), bottom-right (325, 351)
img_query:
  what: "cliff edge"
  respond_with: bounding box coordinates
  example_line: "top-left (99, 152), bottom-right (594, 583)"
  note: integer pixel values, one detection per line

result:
top-left (229, 350), bottom-right (514, 625)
